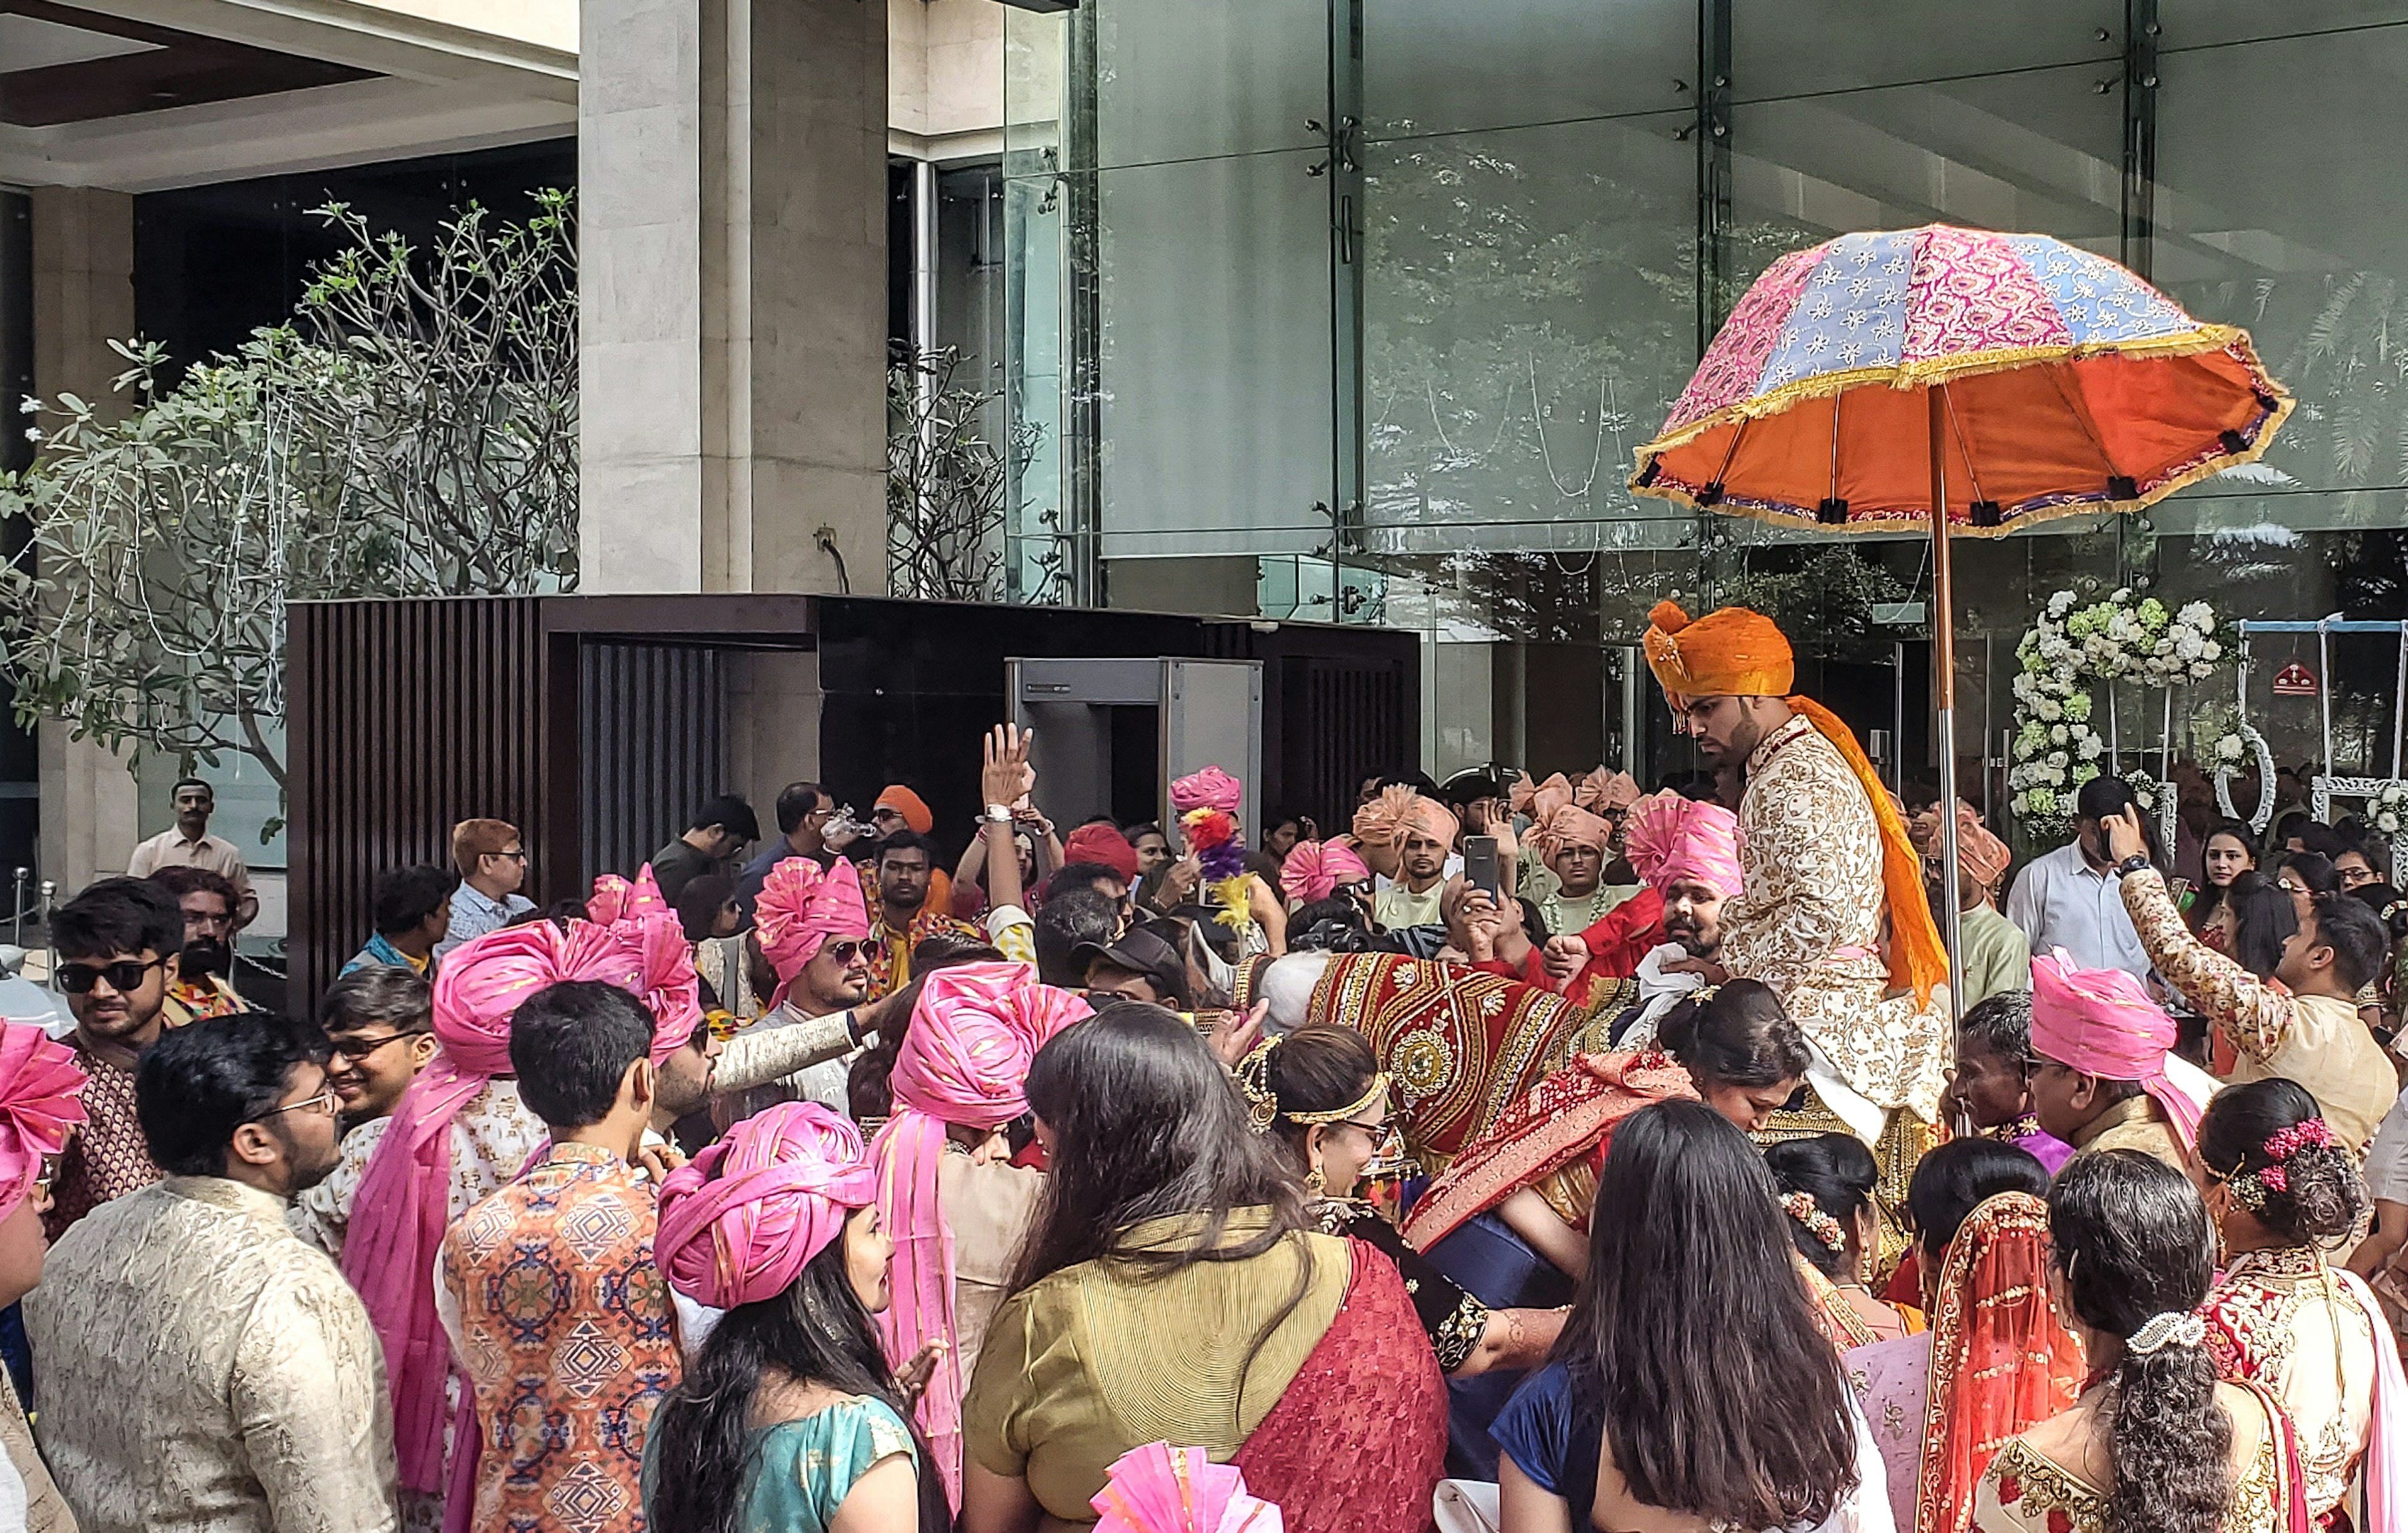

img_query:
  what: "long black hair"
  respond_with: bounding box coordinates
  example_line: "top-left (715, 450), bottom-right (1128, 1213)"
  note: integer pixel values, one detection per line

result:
top-left (1904, 1137), bottom-right (2051, 1263)
top-left (1554, 1100), bottom-right (1858, 1529)
top-left (1654, 977), bottom-right (1812, 1091)
top-left (2197, 1078), bottom-right (2366, 1248)
top-left (1763, 1133), bottom-right (1878, 1280)
top-left (2049, 1150), bottom-right (2231, 1533)
top-left (644, 1231), bottom-right (949, 1533)
top-left (1013, 1003), bottom-right (1308, 1288)
top-left (2221, 873), bottom-right (2298, 981)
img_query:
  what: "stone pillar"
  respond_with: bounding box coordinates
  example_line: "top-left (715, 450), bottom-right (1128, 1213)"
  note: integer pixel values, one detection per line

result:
top-left (579, 0), bottom-right (890, 595)
top-left (29, 188), bottom-right (142, 896)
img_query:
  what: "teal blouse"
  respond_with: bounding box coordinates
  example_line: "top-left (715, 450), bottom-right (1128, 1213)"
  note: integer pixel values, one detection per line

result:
top-left (644, 1394), bottom-right (919, 1533)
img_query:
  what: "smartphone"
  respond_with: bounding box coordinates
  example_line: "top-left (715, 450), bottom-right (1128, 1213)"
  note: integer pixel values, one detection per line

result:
top-left (1463, 834), bottom-right (1501, 901)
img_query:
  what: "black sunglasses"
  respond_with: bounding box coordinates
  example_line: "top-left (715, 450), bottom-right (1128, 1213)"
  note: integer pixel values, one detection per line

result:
top-left (57, 957), bottom-right (166, 995)
top-left (825, 938), bottom-right (886, 964)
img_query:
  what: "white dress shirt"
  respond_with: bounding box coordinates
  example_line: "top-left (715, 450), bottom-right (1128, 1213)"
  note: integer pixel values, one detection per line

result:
top-left (2004, 840), bottom-right (2153, 982)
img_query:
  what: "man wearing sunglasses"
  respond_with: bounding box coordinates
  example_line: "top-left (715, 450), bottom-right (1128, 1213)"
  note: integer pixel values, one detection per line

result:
top-left (45, 876), bottom-right (186, 1239)
top-left (291, 965), bottom-right (438, 1260)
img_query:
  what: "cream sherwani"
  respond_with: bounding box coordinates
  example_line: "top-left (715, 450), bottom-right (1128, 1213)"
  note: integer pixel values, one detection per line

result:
top-left (27, 1175), bottom-right (399, 1533)
top-left (1723, 714), bottom-right (1951, 1127)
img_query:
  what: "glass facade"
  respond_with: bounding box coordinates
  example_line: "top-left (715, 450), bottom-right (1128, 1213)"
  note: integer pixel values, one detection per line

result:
top-left (1001, 3), bottom-right (2408, 804)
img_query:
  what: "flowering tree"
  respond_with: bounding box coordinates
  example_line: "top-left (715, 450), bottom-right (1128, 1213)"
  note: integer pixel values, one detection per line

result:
top-left (2009, 589), bottom-right (2227, 830)
top-left (0, 194), bottom-right (577, 806)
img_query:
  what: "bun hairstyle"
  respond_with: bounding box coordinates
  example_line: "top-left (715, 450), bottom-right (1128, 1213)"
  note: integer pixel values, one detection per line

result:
top-left (1762, 1133), bottom-right (1877, 1279)
top-left (1904, 1137), bottom-right (2051, 1262)
top-left (1656, 978), bottom-right (1812, 1094)
top-left (2197, 1078), bottom-right (2366, 1248)
top-left (2049, 1150), bottom-right (2231, 1533)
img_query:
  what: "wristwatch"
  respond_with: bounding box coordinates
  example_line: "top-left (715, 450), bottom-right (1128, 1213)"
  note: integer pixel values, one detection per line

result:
top-left (2115, 853), bottom-right (2152, 878)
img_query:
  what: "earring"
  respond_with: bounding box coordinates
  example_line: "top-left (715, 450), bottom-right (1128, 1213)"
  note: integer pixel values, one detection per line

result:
top-left (1304, 1164), bottom-right (1326, 1196)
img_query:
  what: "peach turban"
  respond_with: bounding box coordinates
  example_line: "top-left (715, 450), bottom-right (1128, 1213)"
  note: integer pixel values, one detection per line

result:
top-left (876, 785), bottom-right (934, 835)
top-left (1623, 792), bottom-right (1743, 898)
top-left (1576, 768), bottom-right (1642, 817)
top-left (1352, 785), bottom-right (1459, 850)
top-left (754, 856), bottom-right (873, 1006)
top-left (1645, 600), bottom-right (1948, 1007)
top-left (872, 963), bottom-right (1092, 1504)
top-left (1508, 772), bottom-right (1576, 820)
top-left (0, 1024), bottom-right (85, 1219)
top-left (1281, 840), bottom-right (1372, 904)
top-left (1170, 765), bottom-right (1244, 815)
top-left (1530, 804), bottom-right (1613, 862)
top-left (1912, 800), bottom-right (2013, 890)
top-left (2030, 948), bottom-right (2202, 1152)
top-left (656, 1100), bottom-right (877, 1310)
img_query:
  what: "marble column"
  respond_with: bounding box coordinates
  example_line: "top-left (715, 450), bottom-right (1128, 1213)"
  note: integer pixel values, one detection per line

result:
top-left (579, 0), bottom-right (890, 595)
top-left (29, 188), bottom-right (142, 896)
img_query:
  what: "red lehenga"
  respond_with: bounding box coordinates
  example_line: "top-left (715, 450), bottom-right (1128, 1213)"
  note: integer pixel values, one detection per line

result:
top-left (1398, 1050), bottom-right (1696, 1252)
top-left (1231, 1239), bottom-right (1449, 1533)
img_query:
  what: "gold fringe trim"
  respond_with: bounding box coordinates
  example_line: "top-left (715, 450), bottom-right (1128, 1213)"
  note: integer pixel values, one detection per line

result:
top-left (1625, 331), bottom-right (2296, 538)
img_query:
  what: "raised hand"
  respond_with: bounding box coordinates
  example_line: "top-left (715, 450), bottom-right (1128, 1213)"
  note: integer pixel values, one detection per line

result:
top-left (981, 723), bottom-right (1037, 809)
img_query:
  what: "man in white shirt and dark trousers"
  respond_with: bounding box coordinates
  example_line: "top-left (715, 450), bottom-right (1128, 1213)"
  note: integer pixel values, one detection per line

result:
top-left (2005, 774), bottom-right (2155, 983)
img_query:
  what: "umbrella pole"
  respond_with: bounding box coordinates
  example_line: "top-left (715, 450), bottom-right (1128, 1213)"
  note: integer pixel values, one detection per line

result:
top-left (1929, 386), bottom-right (1966, 1025)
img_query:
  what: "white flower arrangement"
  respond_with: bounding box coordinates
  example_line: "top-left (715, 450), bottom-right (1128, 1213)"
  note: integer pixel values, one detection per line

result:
top-left (2369, 782), bottom-right (2408, 842)
top-left (2010, 589), bottom-right (2229, 831)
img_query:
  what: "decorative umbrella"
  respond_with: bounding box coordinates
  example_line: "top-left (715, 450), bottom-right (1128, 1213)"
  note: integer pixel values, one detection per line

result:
top-left (1629, 224), bottom-right (2293, 1012)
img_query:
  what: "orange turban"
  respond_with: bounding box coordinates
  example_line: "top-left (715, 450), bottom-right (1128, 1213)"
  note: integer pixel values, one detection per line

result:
top-left (1645, 600), bottom-right (1948, 1007)
top-left (875, 785), bottom-right (934, 835)
top-left (1912, 800), bottom-right (2013, 891)
top-left (1352, 786), bottom-right (1459, 851)
top-left (1642, 600), bottom-right (1794, 704)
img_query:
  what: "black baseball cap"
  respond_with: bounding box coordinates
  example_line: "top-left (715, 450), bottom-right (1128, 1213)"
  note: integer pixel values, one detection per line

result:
top-left (1072, 927), bottom-right (1191, 1009)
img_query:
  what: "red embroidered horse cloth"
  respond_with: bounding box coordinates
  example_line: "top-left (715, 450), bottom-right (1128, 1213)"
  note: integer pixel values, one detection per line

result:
top-left (1305, 953), bottom-right (1585, 1166)
top-left (1232, 1239), bottom-right (1448, 1533)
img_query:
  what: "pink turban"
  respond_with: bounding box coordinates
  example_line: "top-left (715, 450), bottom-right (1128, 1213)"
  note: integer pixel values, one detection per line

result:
top-left (755, 856), bottom-right (872, 1007)
top-left (587, 864), bottom-right (668, 926)
top-left (1281, 840), bottom-right (1372, 904)
top-left (871, 962), bottom-right (1092, 1507)
top-left (1064, 823), bottom-right (1142, 883)
top-left (1508, 772), bottom-right (1575, 820)
top-left (1623, 792), bottom-right (1743, 898)
top-left (656, 1101), bottom-right (877, 1310)
top-left (2030, 948), bottom-right (2200, 1152)
top-left (347, 917), bottom-right (698, 1490)
top-left (1576, 768), bottom-right (1642, 817)
top-left (1170, 765), bottom-right (1244, 814)
top-left (1352, 785), bottom-right (1460, 850)
top-left (0, 1025), bottom-right (85, 1219)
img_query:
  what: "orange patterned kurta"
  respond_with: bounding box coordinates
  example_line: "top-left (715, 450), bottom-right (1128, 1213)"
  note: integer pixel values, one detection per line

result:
top-left (438, 1142), bottom-right (679, 1533)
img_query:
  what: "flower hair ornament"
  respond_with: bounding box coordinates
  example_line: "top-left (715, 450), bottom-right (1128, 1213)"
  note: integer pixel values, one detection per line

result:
top-left (1780, 1191), bottom-right (1847, 1253)
top-left (2125, 1310), bottom-right (2207, 1355)
top-left (2215, 1115), bottom-right (2335, 1211)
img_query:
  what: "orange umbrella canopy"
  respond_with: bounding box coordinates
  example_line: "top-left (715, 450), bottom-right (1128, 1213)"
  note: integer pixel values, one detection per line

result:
top-left (1630, 225), bottom-right (2291, 533)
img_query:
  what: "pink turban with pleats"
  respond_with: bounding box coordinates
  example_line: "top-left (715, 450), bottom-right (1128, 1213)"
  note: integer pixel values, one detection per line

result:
top-left (1623, 792), bottom-right (1743, 898)
top-left (346, 918), bottom-right (699, 1492)
top-left (0, 1024), bottom-right (85, 1219)
top-left (1280, 840), bottom-right (1372, 904)
top-left (1170, 765), bottom-right (1244, 814)
top-left (754, 856), bottom-right (872, 1006)
top-left (2030, 948), bottom-right (2200, 1152)
top-left (655, 1100), bottom-right (877, 1309)
top-left (1352, 785), bottom-right (1459, 850)
top-left (586, 864), bottom-right (668, 926)
top-left (1530, 804), bottom-right (1613, 861)
top-left (1508, 772), bottom-right (1575, 819)
top-left (871, 962), bottom-right (1092, 1509)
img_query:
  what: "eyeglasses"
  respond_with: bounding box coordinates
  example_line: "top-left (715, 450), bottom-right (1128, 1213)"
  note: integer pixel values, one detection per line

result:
top-left (56, 957), bottom-right (165, 995)
top-left (825, 938), bottom-right (886, 964)
top-left (251, 1086), bottom-right (340, 1123)
top-left (492, 849), bottom-right (528, 864)
top-left (330, 1031), bottom-right (423, 1061)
